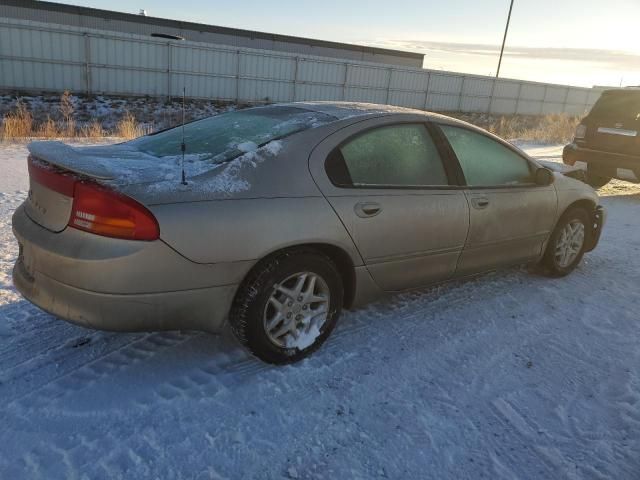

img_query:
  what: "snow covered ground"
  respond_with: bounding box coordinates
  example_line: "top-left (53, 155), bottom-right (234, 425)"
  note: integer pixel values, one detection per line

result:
top-left (1, 142), bottom-right (640, 479)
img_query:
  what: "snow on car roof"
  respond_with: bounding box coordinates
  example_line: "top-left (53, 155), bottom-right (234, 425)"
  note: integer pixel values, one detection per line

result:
top-left (281, 101), bottom-right (428, 119)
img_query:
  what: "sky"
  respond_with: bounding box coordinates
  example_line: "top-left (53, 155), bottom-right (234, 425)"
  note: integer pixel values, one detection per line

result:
top-left (55, 0), bottom-right (640, 88)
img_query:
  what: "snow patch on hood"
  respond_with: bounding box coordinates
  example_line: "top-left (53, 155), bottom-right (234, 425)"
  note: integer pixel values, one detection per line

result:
top-left (236, 141), bottom-right (258, 153)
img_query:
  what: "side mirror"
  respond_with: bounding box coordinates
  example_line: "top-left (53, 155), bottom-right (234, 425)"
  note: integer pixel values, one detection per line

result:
top-left (535, 167), bottom-right (554, 186)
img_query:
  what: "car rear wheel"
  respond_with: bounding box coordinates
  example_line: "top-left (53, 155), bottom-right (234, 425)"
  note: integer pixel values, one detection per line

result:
top-left (541, 208), bottom-right (590, 277)
top-left (229, 249), bottom-right (343, 364)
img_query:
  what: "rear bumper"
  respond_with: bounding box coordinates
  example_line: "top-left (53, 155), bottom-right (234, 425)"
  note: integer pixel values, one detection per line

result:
top-left (13, 259), bottom-right (236, 333)
top-left (563, 143), bottom-right (640, 171)
top-left (11, 204), bottom-right (247, 333)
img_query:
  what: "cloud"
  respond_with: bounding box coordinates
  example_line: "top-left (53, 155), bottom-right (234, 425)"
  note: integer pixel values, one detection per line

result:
top-left (365, 39), bottom-right (640, 71)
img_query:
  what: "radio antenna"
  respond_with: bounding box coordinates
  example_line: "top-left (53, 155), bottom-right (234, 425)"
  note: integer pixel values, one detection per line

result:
top-left (180, 86), bottom-right (187, 185)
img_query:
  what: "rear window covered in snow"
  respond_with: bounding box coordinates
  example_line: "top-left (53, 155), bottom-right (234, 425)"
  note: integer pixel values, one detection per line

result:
top-left (129, 106), bottom-right (334, 163)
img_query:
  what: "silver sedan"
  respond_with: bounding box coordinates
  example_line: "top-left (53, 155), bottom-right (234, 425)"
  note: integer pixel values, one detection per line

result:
top-left (12, 102), bottom-right (605, 363)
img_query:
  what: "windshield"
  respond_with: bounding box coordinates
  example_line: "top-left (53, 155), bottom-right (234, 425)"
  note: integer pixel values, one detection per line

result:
top-left (129, 105), bottom-right (335, 163)
top-left (589, 91), bottom-right (640, 120)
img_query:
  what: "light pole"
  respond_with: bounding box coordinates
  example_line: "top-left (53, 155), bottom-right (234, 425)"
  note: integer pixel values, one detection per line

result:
top-left (496, 0), bottom-right (514, 77)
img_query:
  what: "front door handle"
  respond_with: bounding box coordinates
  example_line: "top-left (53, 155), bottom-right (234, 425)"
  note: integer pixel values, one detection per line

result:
top-left (471, 196), bottom-right (490, 209)
top-left (354, 202), bottom-right (382, 218)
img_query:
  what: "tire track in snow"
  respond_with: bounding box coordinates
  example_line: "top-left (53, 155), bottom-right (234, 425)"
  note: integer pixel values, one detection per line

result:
top-left (125, 272), bottom-right (528, 408)
top-left (491, 398), bottom-right (582, 480)
top-left (111, 277), bottom-right (505, 407)
top-left (6, 330), bottom-right (196, 409)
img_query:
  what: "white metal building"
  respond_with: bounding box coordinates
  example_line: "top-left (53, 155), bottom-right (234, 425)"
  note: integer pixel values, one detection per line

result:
top-left (0, 0), bottom-right (425, 68)
top-left (0, 0), bottom-right (602, 114)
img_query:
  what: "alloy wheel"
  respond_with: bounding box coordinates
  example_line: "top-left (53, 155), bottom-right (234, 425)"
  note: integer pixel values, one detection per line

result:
top-left (263, 272), bottom-right (330, 348)
top-left (554, 220), bottom-right (585, 268)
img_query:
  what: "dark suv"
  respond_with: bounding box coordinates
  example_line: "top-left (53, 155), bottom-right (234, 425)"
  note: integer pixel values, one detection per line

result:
top-left (563, 88), bottom-right (640, 188)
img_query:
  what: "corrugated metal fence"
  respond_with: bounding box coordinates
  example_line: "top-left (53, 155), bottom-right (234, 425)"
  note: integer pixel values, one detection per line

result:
top-left (0, 18), bottom-right (603, 115)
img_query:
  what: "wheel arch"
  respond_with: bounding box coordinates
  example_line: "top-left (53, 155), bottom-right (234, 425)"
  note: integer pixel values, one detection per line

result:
top-left (553, 198), bottom-right (596, 236)
top-left (563, 198), bottom-right (600, 246)
top-left (542, 197), bottom-right (597, 256)
top-left (236, 242), bottom-right (358, 309)
top-left (561, 198), bottom-right (597, 218)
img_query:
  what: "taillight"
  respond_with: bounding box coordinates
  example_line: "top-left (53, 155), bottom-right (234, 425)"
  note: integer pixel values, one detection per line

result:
top-left (28, 156), bottom-right (76, 196)
top-left (575, 124), bottom-right (587, 140)
top-left (69, 182), bottom-right (160, 241)
top-left (28, 156), bottom-right (159, 241)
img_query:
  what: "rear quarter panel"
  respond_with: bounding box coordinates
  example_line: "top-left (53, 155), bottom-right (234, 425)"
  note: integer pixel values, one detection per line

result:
top-left (152, 197), bottom-right (363, 266)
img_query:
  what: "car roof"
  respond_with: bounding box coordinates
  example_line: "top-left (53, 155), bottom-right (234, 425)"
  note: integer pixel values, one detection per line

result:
top-left (272, 101), bottom-right (498, 142)
top-left (279, 101), bottom-right (431, 120)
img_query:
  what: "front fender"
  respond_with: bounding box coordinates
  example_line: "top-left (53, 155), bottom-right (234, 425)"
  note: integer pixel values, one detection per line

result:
top-left (553, 173), bottom-right (599, 215)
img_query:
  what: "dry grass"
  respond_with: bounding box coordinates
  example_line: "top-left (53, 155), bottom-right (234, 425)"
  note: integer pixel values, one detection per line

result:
top-left (1, 101), bottom-right (33, 139)
top-left (447, 112), bottom-right (581, 144)
top-left (1, 114), bottom-right (96, 140)
top-left (1, 96), bottom-right (148, 140)
top-left (115, 112), bottom-right (149, 139)
top-left (1, 93), bottom-right (581, 143)
top-left (489, 113), bottom-right (580, 143)
top-left (59, 90), bottom-right (74, 122)
top-left (79, 120), bottom-right (105, 138)
top-left (36, 115), bottom-right (58, 137)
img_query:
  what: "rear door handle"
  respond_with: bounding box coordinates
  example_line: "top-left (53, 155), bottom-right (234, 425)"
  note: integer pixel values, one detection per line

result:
top-left (471, 196), bottom-right (490, 209)
top-left (354, 202), bottom-right (382, 218)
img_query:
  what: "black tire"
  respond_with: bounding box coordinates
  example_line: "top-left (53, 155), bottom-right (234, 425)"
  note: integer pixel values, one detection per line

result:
top-left (541, 208), bottom-right (591, 277)
top-left (586, 174), bottom-right (611, 189)
top-left (229, 249), bottom-right (344, 364)
top-left (586, 166), bottom-right (612, 188)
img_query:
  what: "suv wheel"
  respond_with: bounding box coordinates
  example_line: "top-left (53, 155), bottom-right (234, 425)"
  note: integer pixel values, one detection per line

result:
top-left (229, 249), bottom-right (344, 364)
top-left (586, 166), bottom-right (612, 188)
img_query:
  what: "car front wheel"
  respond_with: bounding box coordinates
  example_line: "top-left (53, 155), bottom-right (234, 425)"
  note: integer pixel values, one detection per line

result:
top-left (229, 249), bottom-right (344, 364)
top-left (541, 208), bottom-right (590, 277)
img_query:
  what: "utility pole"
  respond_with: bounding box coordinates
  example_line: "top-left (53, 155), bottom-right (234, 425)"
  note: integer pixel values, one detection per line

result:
top-left (496, 0), bottom-right (514, 77)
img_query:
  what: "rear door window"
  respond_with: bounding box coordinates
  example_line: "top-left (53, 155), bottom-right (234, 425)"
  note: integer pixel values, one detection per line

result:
top-left (326, 124), bottom-right (450, 187)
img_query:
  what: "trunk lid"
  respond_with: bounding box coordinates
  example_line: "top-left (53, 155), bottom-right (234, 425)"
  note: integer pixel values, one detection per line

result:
top-left (584, 90), bottom-right (640, 155)
top-left (25, 160), bottom-right (75, 232)
top-left (27, 141), bottom-right (174, 182)
top-left (25, 147), bottom-right (161, 240)
top-left (25, 141), bottom-right (171, 233)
